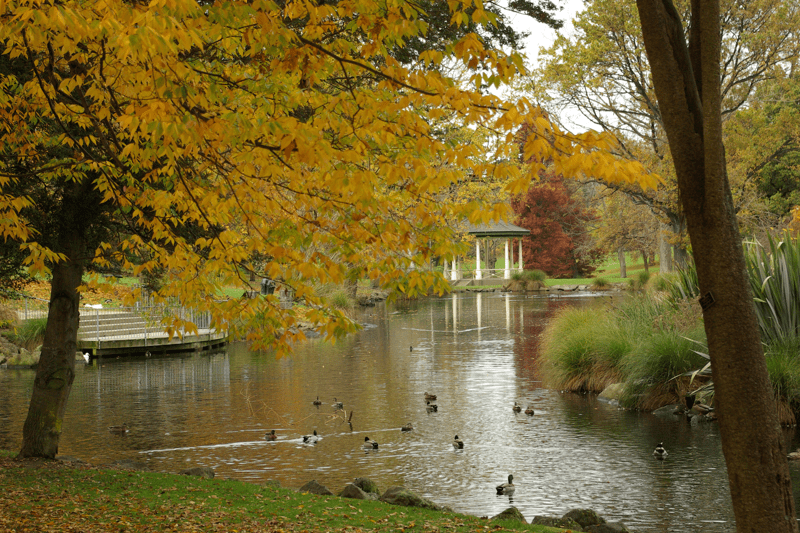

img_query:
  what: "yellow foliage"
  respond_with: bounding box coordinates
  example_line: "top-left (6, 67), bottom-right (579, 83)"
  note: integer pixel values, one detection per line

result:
top-left (0, 0), bottom-right (657, 354)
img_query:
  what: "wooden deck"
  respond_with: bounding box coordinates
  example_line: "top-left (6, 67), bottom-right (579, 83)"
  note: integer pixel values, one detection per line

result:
top-left (76, 309), bottom-right (228, 358)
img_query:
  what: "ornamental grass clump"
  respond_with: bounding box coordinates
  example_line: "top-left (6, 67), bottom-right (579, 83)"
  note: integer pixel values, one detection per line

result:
top-left (539, 306), bottom-right (625, 392)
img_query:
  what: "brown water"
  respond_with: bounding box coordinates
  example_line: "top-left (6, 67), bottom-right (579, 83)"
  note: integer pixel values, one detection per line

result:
top-left (2, 292), bottom-right (800, 532)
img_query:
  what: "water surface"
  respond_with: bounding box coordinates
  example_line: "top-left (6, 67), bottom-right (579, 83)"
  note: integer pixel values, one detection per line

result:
top-left (2, 292), bottom-right (799, 532)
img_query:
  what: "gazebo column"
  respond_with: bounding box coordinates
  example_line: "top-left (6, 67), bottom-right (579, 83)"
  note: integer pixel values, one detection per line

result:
top-left (504, 238), bottom-right (510, 279)
top-left (475, 240), bottom-right (482, 280)
top-left (518, 239), bottom-right (524, 271)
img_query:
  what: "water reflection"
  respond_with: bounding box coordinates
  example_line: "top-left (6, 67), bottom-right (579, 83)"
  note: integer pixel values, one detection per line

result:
top-left (3, 292), bottom-right (800, 532)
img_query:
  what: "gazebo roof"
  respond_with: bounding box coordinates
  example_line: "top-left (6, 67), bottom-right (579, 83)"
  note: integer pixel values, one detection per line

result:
top-left (464, 220), bottom-right (530, 238)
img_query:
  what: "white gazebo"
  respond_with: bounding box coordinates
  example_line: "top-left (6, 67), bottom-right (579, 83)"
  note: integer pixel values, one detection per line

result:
top-left (446, 221), bottom-right (530, 284)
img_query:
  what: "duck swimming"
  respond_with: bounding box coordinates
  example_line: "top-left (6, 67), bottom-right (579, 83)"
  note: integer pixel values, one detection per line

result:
top-left (363, 436), bottom-right (379, 449)
top-left (303, 430), bottom-right (319, 444)
top-left (265, 430), bottom-right (277, 441)
top-left (524, 405), bottom-right (535, 416)
top-left (653, 442), bottom-right (668, 459)
top-left (401, 423), bottom-right (414, 432)
top-left (496, 474), bottom-right (515, 494)
top-left (426, 401), bottom-right (438, 412)
top-left (453, 435), bottom-right (464, 449)
top-left (313, 396), bottom-right (322, 406)
top-left (108, 424), bottom-right (129, 434)
top-left (424, 392), bottom-right (437, 401)
top-left (332, 398), bottom-right (344, 409)
top-left (512, 402), bottom-right (522, 413)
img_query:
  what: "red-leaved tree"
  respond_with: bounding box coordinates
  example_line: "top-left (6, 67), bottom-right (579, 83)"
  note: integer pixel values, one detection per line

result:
top-left (511, 175), bottom-right (605, 278)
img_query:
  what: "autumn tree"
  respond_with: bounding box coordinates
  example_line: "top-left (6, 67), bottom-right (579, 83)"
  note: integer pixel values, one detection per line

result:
top-left (512, 174), bottom-right (605, 278)
top-left (636, 1), bottom-right (798, 531)
top-left (534, 0), bottom-right (800, 268)
top-left (0, 0), bottom-right (656, 459)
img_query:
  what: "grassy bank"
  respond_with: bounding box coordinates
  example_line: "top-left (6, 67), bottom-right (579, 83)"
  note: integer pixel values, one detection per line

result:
top-left (0, 452), bottom-right (568, 533)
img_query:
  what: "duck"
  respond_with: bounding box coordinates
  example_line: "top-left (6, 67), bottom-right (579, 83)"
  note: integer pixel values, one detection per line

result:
top-left (332, 397), bottom-right (344, 409)
top-left (401, 423), bottom-right (414, 432)
top-left (426, 401), bottom-right (438, 412)
top-left (265, 430), bottom-right (277, 441)
top-left (512, 402), bottom-right (522, 413)
top-left (312, 396), bottom-right (322, 406)
top-left (424, 392), bottom-right (437, 401)
top-left (108, 423), bottom-right (129, 434)
top-left (363, 436), bottom-right (379, 449)
top-left (453, 435), bottom-right (464, 449)
top-left (303, 430), bottom-right (319, 444)
top-left (653, 442), bottom-right (668, 459)
top-left (525, 405), bottom-right (535, 416)
top-left (496, 474), bottom-right (515, 494)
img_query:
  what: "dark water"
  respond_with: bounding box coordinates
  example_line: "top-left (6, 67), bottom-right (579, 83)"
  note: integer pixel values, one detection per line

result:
top-left (2, 292), bottom-right (800, 532)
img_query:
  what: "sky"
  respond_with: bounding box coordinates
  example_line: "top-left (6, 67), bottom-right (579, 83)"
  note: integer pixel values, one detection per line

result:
top-left (503, 0), bottom-right (592, 132)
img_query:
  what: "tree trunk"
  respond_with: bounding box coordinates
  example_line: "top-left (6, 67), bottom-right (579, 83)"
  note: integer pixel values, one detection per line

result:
top-left (659, 225), bottom-right (672, 273)
top-left (19, 180), bottom-right (90, 459)
top-left (637, 2), bottom-right (797, 531)
top-left (673, 243), bottom-right (689, 269)
top-left (617, 248), bottom-right (627, 278)
top-left (640, 249), bottom-right (649, 274)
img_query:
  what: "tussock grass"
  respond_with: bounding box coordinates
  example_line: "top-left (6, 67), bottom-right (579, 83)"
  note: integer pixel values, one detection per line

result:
top-left (13, 317), bottom-right (47, 351)
top-left (540, 306), bottom-right (625, 392)
top-left (540, 292), bottom-right (707, 409)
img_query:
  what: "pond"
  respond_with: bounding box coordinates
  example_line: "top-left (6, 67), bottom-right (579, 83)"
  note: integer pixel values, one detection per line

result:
top-left (2, 292), bottom-right (800, 532)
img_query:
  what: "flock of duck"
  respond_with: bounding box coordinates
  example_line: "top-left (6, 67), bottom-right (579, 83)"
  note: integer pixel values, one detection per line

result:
top-left (261, 391), bottom-right (521, 494)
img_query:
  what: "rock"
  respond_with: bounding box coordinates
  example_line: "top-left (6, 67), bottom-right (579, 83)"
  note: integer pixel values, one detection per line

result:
top-left (181, 466), bottom-right (214, 478)
top-left (353, 477), bottom-right (380, 495)
top-left (491, 507), bottom-right (526, 522)
top-left (340, 484), bottom-right (371, 500)
top-left (652, 404), bottom-right (683, 418)
top-left (531, 516), bottom-right (583, 530)
top-left (586, 522), bottom-right (630, 533)
top-left (563, 509), bottom-right (606, 529)
top-left (379, 486), bottom-right (444, 511)
top-left (298, 480), bottom-right (334, 495)
top-left (598, 383), bottom-right (624, 402)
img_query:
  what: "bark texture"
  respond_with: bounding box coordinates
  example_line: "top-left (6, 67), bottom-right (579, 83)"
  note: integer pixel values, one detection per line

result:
top-left (636, 2), bottom-right (797, 531)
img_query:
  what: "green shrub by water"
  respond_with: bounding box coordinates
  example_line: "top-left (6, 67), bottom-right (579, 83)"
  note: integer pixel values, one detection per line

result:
top-left (765, 337), bottom-right (800, 410)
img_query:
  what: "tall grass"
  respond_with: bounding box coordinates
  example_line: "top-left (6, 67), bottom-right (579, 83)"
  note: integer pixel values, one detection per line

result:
top-left (14, 317), bottom-right (47, 350)
top-left (539, 292), bottom-right (707, 409)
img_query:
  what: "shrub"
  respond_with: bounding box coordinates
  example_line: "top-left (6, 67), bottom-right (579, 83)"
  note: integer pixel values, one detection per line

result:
top-left (523, 269), bottom-right (547, 282)
top-left (591, 277), bottom-right (609, 289)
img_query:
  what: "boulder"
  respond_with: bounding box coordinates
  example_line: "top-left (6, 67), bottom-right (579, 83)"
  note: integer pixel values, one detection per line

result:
top-left (181, 466), bottom-right (214, 479)
top-left (298, 480), bottom-right (334, 495)
top-left (531, 516), bottom-right (583, 530)
top-left (353, 477), bottom-right (381, 495)
top-left (586, 522), bottom-right (630, 533)
top-left (379, 486), bottom-right (444, 511)
top-left (563, 509), bottom-right (606, 529)
top-left (491, 507), bottom-right (526, 523)
top-left (339, 484), bottom-right (371, 500)
top-left (598, 383), bottom-right (624, 402)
